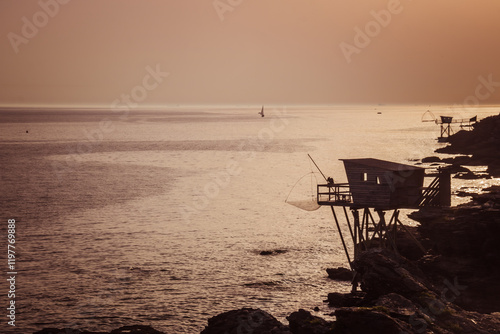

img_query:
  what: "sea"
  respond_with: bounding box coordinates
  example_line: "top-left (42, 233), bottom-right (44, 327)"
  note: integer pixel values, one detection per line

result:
top-left (0, 105), bottom-right (499, 333)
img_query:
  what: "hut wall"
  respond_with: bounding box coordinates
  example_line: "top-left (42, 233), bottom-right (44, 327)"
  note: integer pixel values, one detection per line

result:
top-left (387, 169), bottom-right (425, 208)
top-left (343, 162), bottom-right (392, 208)
top-left (343, 161), bottom-right (425, 209)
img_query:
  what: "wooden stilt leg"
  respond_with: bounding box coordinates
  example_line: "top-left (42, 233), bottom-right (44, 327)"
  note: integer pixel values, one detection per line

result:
top-left (331, 206), bottom-right (352, 269)
top-left (352, 209), bottom-right (360, 260)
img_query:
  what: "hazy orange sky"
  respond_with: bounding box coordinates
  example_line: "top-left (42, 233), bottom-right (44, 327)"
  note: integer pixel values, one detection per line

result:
top-left (1, 0), bottom-right (500, 107)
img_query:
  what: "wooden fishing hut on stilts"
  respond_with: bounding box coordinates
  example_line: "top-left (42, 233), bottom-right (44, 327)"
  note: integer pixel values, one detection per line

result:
top-left (316, 158), bottom-right (451, 279)
top-left (421, 111), bottom-right (477, 142)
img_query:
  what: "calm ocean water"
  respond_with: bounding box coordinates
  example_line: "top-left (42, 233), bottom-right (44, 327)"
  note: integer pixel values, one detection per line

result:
top-left (0, 106), bottom-right (499, 333)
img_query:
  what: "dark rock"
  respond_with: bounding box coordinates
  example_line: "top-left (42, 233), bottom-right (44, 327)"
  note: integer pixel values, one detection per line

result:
top-left (454, 171), bottom-right (489, 179)
top-left (201, 308), bottom-right (291, 334)
top-left (415, 205), bottom-right (500, 260)
top-left (422, 156), bottom-right (442, 163)
top-left (259, 249), bottom-right (288, 256)
top-left (450, 165), bottom-right (472, 173)
top-left (441, 155), bottom-right (472, 166)
top-left (327, 292), bottom-right (365, 307)
top-left (325, 267), bottom-right (353, 281)
top-left (393, 226), bottom-right (428, 261)
top-left (375, 293), bottom-right (419, 320)
top-left (488, 164), bottom-right (500, 177)
top-left (348, 249), bottom-right (500, 333)
top-left (110, 325), bottom-right (165, 334)
top-left (287, 309), bottom-right (334, 334)
top-left (455, 190), bottom-right (472, 197)
top-left (334, 307), bottom-right (413, 334)
top-left (352, 249), bottom-right (432, 300)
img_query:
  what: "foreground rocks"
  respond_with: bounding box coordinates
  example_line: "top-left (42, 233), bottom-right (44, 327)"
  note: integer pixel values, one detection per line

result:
top-left (201, 250), bottom-right (500, 333)
top-left (287, 309), bottom-right (334, 334)
top-left (345, 250), bottom-right (500, 333)
top-left (200, 308), bottom-right (291, 334)
top-left (411, 186), bottom-right (500, 314)
top-left (326, 267), bottom-right (353, 281)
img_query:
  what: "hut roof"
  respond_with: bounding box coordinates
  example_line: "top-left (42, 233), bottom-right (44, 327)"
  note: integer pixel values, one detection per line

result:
top-left (340, 158), bottom-right (424, 172)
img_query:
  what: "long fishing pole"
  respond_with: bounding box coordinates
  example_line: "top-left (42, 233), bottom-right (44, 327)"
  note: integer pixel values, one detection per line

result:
top-left (307, 154), bottom-right (327, 182)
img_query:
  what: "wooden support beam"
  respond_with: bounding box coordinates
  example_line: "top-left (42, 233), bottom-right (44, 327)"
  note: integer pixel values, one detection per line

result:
top-left (375, 209), bottom-right (387, 248)
top-left (331, 206), bottom-right (352, 269)
top-left (364, 209), bottom-right (369, 242)
top-left (352, 209), bottom-right (361, 260)
top-left (362, 208), bottom-right (373, 250)
top-left (343, 206), bottom-right (355, 242)
top-left (390, 210), bottom-right (400, 254)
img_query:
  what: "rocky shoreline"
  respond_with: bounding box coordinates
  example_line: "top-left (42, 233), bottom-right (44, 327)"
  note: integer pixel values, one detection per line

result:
top-left (34, 115), bottom-right (500, 334)
top-left (197, 114), bottom-right (500, 334)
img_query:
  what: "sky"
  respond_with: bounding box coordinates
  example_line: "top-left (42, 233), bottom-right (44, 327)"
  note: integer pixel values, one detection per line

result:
top-left (1, 0), bottom-right (500, 107)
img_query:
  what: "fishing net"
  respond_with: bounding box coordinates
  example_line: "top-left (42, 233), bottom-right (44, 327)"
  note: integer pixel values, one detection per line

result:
top-left (421, 110), bottom-right (437, 123)
top-left (285, 172), bottom-right (321, 211)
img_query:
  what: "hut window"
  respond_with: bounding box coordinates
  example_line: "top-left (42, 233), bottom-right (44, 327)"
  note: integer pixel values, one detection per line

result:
top-left (376, 176), bottom-right (381, 184)
top-left (362, 172), bottom-right (368, 181)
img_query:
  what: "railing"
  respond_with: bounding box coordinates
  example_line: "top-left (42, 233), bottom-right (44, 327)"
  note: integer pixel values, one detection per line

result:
top-left (317, 183), bottom-right (352, 204)
top-left (417, 176), bottom-right (440, 207)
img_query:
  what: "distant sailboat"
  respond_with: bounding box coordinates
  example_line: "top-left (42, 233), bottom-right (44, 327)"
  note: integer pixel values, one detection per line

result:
top-left (258, 106), bottom-right (265, 117)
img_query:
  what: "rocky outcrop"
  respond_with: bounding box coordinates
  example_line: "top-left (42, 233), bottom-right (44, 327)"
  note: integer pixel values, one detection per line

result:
top-left (408, 186), bottom-right (500, 314)
top-left (334, 306), bottom-right (413, 334)
top-left (421, 156), bottom-right (442, 163)
top-left (286, 309), bottom-right (334, 334)
top-left (259, 249), bottom-right (288, 256)
top-left (351, 249), bottom-right (432, 300)
top-left (198, 249), bottom-right (500, 333)
top-left (200, 308), bottom-right (291, 334)
top-left (325, 267), bottom-right (353, 281)
top-left (327, 292), bottom-right (365, 308)
top-left (334, 249), bottom-right (500, 334)
top-left (435, 114), bottom-right (500, 176)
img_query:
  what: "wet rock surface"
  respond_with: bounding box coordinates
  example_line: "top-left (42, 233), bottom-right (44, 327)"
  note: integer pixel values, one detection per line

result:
top-left (325, 267), bottom-right (353, 281)
top-left (287, 309), bottom-right (334, 334)
top-left (327, 292), bottom-right (365, 308)
top-left (200, 308), bottom-right (291, 334)
top-left (259, 249), bottom-right (289, 256)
